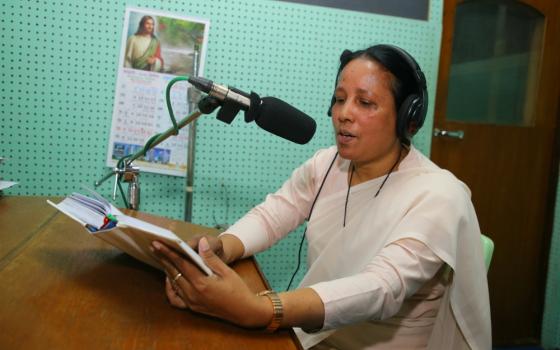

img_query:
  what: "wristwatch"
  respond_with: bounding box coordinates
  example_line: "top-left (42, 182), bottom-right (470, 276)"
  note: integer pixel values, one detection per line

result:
top-left (257, 290), bottom-right (283, 332)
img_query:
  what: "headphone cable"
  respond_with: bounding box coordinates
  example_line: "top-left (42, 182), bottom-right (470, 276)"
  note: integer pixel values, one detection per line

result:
top-left (286, 152), bottom-right (338, 291)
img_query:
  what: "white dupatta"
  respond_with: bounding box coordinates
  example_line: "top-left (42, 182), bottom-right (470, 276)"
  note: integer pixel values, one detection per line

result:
top-left (295, 146), bottom-right (491, 350)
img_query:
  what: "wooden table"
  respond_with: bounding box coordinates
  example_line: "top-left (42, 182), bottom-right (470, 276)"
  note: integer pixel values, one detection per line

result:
top-left (0, 196), bottom-right (301, 350)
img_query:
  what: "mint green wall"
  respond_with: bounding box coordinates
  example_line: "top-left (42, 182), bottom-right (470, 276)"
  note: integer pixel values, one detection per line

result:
top-left (542, 179), bottom-right (560, 349)
top-left (1, 0), bottom-right (559, 346)
top-left (0, 0), bottom-right (441, 287)
top-left (190, 0), bottom-right (442, 291)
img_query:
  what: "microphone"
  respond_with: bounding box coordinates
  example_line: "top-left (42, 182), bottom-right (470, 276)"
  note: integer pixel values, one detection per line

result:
top-left (253, 96), bottom-right (316, 145)
top-left (188, 76), bottom-right (251, 110)
top-left (188, 76), bottom-right (316, 144)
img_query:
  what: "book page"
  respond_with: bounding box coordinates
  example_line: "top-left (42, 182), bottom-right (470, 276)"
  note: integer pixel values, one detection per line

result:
top-left (68, 193), bottom-right (110, 216)
top-left (111, 215), bottom-right (213, 276)
top-left (48, 190), bottom-right (212, 275)
top-left (117, 214), bottom-right (178, 240)
top-left (56, 197), bottom-right (106, 229)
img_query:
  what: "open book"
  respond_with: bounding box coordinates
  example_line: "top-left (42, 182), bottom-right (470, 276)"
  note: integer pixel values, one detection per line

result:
top-left (47, 189), bottom-right (212, 276)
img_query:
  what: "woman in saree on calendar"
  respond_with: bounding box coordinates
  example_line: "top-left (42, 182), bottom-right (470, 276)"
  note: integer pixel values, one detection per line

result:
top-left (151, 44), bottom-right (491, 350)
top-left (124, 15), bottom-right (164, 72)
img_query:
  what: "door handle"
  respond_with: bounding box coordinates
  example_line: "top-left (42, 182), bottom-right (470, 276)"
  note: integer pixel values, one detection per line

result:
top-left (433, 128), bottom-right (464, 139)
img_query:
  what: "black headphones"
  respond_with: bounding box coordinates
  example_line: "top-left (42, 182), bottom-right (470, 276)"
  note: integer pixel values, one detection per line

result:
top-left (327, 44), bottom-right (428, 143)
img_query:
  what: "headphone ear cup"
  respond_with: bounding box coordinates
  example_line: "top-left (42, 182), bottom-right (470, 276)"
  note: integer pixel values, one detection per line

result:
top-left (397, 94), bottom-right (421, 140)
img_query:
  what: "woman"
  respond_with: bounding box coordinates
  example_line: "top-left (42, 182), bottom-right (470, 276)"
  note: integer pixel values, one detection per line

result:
top-left (151, 45), bottom-right (491, 349)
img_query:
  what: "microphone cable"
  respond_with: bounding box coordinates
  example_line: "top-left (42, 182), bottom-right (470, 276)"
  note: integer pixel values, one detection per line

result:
top-left (113, 77), bottom-right (190, 208)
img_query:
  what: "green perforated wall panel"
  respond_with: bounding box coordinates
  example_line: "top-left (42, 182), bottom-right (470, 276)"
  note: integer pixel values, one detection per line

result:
top-left (4, 2), bottom-right (560, 346)
top-left (192, 0), bottom-right (443, 292)
top-left (542, 179), bottom-right (560, 349)
top-left (0, 0), bottom-right (443, 292)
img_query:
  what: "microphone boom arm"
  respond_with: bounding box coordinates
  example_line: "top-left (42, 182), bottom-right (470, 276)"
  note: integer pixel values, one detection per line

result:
top-left (94, 96), bottom-right (221, 204)
top-left (94, 75), bottom-right (316, 209)
top-left (120, 110), bottom-right (202, 167)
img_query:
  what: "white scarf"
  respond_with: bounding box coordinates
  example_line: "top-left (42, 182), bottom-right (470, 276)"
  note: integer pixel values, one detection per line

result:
top-left (296, 146), bottom-right (491, 349)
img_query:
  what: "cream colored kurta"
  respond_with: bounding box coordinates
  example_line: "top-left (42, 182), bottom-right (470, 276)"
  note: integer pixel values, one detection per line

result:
top-left (227, 146), bottom-right (491, 349)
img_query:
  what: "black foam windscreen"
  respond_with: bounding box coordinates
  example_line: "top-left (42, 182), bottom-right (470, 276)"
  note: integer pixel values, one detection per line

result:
top-left (254, 97), bottom-right (316, 145)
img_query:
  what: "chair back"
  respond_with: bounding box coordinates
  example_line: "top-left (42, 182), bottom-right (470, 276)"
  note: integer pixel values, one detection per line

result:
top-left (481, 234), bottom-right (494, 271)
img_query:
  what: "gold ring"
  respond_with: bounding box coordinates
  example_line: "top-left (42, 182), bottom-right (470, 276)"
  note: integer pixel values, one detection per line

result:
top-left (172, 272), bottom-right (183, 283)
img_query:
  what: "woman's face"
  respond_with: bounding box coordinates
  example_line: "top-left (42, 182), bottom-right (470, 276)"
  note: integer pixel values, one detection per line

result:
top-left (331, 57), bottom-right (400, 167)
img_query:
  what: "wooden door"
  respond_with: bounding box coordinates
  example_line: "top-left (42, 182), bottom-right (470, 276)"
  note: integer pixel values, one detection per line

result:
top-left (431, 0), bottom-right (560, 345)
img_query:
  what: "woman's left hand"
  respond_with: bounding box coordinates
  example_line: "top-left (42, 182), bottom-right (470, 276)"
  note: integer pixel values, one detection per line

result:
top-left (151, 238), bottom-right (271, 328)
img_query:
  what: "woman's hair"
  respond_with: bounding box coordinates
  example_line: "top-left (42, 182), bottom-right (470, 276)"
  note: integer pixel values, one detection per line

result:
top-left (135, 16), bottom-right (155, 36)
